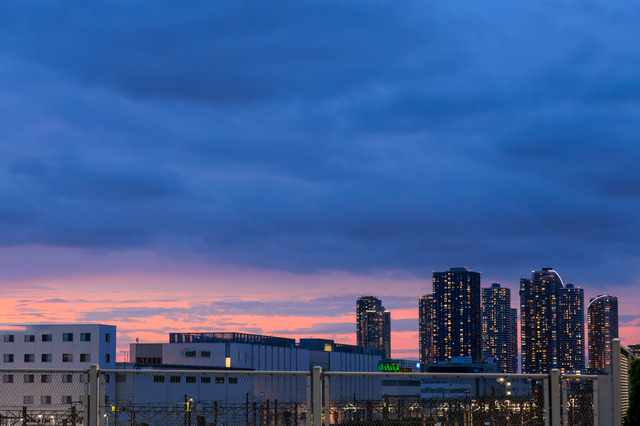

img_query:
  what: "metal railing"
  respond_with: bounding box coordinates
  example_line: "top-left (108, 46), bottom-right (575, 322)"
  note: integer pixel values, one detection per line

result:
top-left (99, 368), bottom-right (311, 426)
top-left (323, 370), bottom-right (551, 426)
top-left (0, 358), bottom-right (634, 426)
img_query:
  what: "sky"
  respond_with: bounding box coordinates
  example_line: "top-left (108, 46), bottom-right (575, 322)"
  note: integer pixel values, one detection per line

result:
top-left (0, 0), bottom-right (639, 360)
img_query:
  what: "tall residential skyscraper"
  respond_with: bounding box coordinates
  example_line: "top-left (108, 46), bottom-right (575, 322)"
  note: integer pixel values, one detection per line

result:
top-left (482, 283), bottom-right (514, 373)
top-left (510, 308), bottom-right (518, 373)
top-left (588, 295), bottom-right (619, 373)
top-left (520, 267), bottom-right (564, 374)
top-left (356, 296), bottom-right (391, 358)
top-left (433, 267), bottom-right (482, 362)
top-left (419, 294), bottom-right (436, 368)
top-left (558, 283), bottom-right (585, 373)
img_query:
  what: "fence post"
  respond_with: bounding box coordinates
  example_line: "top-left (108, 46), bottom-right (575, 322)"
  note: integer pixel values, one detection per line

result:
top-left (83, 371), bottom-right (89, 426)
top-left (312, 367), bottom-right (322, 426)
top-left (543, 377), bottom-right (550, 426)
top-left (323, 373), bottom-right (330, 425)
top-left (90, 365), bottom-right (100, 426)
top-left (561, 377), bottom-right (568, 426)
top-left (550, 369), bottom-right (560, 426)
top-left (612, 338), bottom-right (622, 426)
top-left (594, 377), bottom-right (599, 426)
top-left (306, 374), bottom-right (311, 425)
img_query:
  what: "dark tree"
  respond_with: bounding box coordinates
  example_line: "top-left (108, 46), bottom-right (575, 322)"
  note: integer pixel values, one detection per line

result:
top-left (624, 357), bottom-right (640, 426)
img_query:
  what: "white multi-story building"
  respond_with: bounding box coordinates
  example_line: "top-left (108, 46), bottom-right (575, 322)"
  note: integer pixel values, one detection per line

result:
top-left (0, 324), bottom-right (116, 412)
top-left (126, 333), bottom-right (383, 404)
top-left (0, 324), bottom-right (116, 369)
top-left (130, 333), bottom-right (382, 373)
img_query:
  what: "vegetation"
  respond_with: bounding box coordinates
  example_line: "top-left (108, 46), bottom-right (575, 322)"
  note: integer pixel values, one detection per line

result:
top-left (624, 357), bottom-right (640, 426)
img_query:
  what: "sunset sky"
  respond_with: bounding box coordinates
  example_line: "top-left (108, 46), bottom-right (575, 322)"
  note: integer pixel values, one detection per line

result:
top-left (0, 1), bottom-right (639, 360)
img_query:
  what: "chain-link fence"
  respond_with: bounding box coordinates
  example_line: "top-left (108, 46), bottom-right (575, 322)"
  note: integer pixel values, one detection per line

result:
top-left (0, 368), bottom-right (615, 426)
top-left (100, 370), bottom-right (310, 426)
top-left (0, 370), bottom-right (88, 426)
top-left (324, 372), bottom-right (553, 426)
top-left (561, 376), bottom-right (596, 426)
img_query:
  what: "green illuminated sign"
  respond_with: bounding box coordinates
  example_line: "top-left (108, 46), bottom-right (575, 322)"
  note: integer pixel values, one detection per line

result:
top-left (378, 363), bottom-right (411, 372)
top-left (378, 363), bottom-right (400, 372)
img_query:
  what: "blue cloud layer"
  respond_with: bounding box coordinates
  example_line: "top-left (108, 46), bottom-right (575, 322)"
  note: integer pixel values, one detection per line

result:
top-left (1, 0), bottom-right (639, 286)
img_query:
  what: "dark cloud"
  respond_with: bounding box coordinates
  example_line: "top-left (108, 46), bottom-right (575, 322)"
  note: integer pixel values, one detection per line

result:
top-left (0, 0), bottom-right (638, 290)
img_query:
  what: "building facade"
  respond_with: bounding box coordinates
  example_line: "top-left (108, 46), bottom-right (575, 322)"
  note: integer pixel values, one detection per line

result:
top-left (558, 283), bottom-right (585, 373)
top-left (588, 295), bottom-right (619, 373)
top-left (433, 267), bottom-right (482, 363)
top-left (510, 308), bottom-right (518, 373)
top-left (418, 294), bottom-right (435, 368)
top-left (482, 283), bottom-right (515, 373)
top-left (356, 296), bottom-right (391, 358)
top-left (419, 357), bottom-right (513, 399)
top-left (132, 332), bottom-right (383, 373)
top-left (0, 324), bottom-right (116, 369)
top-left (519, 268), bottom-right (564, 374)
top-left (129, 332), bottom-right (385, 404)
top-left (0, 324), bottom-right (116, 410)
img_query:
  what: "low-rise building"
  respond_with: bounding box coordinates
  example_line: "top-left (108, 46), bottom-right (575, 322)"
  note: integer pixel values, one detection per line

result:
top-left (0, 324), bottom-right (116, 412)
top-left (0, 324), bottom-right (116, 369)
top-left (131, 332), bottom-right (382, 373)
top-left (127, 332), bottom-right (384, 404)
top-left (420, 357), bottom-right (501, 399)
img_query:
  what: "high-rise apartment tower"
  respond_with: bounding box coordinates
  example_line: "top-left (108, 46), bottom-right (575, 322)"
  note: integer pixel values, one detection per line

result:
top-left (520, 268), bottom-right (586, 374)
top-left (558, 283), bottom-right (585, 373)
top-left (482, 283), bottom-right (516, 373)
top-left (356, 296), bottom-right (391, 358)
top-left (433, 267), bottom-right (482, 362)
top-left (520, 268), bottom-right (564, 374)
top-left (419, 294), bottom-right (436, 368)
top-left (588, 295), bottom-right (619, 373)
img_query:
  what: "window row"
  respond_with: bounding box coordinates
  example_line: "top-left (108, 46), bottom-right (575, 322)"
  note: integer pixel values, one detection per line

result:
top-left (3, 374), bottom-right (83, 383)
top-left (3, 333), bottom-right (111, 343)
top-left (3, 353), bottom-right (110, 363)
top-left (150, 376), bottom-right (237, 384)
top-left (23, 395), bottom-right (76, 405)
top-left (183, 350), bottom-right (211, 358)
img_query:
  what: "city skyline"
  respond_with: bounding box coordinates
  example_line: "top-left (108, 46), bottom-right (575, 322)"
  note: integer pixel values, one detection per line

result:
top-left (1, 0), bottom-right (639, 360)
top-left (0, 262), bottom-right (635, 361)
